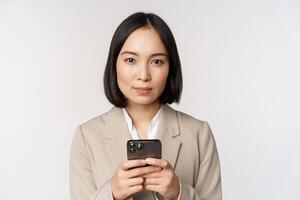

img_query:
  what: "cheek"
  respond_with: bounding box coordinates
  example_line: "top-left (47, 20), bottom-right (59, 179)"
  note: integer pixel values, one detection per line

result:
top-left (116, 66), bottom-right (130, 85)
top-left (156, 68), bottom-right (169, 89)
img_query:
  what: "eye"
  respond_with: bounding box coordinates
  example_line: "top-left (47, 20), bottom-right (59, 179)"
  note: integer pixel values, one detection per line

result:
top-left (124, 58), bottom-right (135, 64)
top-left (151, 59), bottom-right (164, 65)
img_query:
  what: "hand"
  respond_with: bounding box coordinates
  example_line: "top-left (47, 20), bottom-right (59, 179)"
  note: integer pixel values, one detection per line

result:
top-left (111, 159), bottom-right (162, 200)
top-left (143, 158), bottom-right (180, 200)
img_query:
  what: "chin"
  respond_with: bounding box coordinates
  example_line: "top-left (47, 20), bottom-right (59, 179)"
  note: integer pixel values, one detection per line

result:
top-left (128, 97), bottom-right (159, 106)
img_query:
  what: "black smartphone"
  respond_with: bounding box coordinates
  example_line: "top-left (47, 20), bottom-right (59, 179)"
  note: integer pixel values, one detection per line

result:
top-left (127, 139), bottom-right (162, 160)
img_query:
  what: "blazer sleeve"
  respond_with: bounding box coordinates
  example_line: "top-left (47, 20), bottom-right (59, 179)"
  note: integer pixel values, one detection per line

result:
top-left (70, 126), bottom-right (134, 200)
top-left (179, 121), bottom-right (222, 200)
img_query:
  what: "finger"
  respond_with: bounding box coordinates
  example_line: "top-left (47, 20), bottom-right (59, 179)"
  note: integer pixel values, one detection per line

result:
top-left (126, 177), bottom-right (144, 187)
top-left (144, 184), bottom-right (162, 193)
top-left (143, 177), bottom-right (162, 185)
top-left (142, 172), bottom-right (161, 178)
top-left (127, 166), bottom-right (161, 178)
top-left (120, 160), bottom-right (146, 170)
top-left (145, 158), bottom-right (169, 169)
top-left (127, 185), bottom-right (144, 196)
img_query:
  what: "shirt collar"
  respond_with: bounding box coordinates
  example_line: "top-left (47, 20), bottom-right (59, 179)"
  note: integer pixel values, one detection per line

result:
top-left (122, 107), bottom-right (161, 139)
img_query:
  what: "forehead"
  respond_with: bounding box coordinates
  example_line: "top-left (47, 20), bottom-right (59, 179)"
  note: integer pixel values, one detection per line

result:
top-left (120, 27), bottom-right (167, 55)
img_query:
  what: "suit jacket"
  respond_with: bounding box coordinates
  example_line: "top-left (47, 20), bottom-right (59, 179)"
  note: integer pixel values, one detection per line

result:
top-left (70, 105), bottom-right (222, 200)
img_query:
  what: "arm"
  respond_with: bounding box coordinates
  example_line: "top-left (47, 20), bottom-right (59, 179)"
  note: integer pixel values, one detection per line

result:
top-left (69, 126), bottom-right (118, 200)
top-left (180, 121), bottom-right (222, 200)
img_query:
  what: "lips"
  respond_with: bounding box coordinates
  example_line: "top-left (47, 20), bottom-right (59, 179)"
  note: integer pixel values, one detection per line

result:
top-left (133, 87), bottom-right (152, 95)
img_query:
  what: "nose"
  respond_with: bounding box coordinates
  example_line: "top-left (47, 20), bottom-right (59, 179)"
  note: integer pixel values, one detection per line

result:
top-left (137, 63), bottom-right (151, 82)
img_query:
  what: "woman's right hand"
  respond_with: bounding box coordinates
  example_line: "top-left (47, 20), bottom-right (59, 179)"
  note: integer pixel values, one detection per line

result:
top-left (111, 159), bottom-right (162, 200)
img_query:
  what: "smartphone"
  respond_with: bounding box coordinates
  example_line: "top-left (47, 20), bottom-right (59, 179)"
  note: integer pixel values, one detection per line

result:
top-left (127, 139), bottom-right (162, 160)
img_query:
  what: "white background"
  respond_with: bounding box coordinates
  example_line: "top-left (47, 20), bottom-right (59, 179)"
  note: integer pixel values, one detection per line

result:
top-left (0, 0), bottom-right (299, 199)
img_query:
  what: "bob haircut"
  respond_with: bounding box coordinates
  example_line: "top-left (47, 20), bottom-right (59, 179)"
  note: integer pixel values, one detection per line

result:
top-left (104, 12), bottom-right (182, 107)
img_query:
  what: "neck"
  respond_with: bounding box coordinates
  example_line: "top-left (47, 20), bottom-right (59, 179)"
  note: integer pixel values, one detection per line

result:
top-left (125, 101), bottom-right (161, 125)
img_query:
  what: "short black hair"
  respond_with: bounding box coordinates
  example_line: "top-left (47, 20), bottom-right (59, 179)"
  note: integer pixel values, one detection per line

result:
top-left (103, 12), bottom-right (182, 107)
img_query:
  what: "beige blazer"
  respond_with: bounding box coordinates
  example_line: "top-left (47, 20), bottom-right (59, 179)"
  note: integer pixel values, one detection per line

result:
top-left (70, 105), bottom-right (222, 200)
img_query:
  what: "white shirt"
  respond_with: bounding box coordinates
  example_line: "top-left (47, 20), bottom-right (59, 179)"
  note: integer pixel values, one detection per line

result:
top-left (122, 108), bottom-right (161, 139)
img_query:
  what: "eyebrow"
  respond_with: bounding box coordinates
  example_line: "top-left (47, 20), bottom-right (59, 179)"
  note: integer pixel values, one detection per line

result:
top-left (120, 51), bottom-right (168, 58)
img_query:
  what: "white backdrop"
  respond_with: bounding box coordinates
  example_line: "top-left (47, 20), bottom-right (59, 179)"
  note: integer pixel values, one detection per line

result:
top-left (0, 0), bottom-right (299, 199)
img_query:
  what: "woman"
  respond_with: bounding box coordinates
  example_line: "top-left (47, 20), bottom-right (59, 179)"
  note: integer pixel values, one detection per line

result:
top-left (70, 12), bottom-right (222, 200)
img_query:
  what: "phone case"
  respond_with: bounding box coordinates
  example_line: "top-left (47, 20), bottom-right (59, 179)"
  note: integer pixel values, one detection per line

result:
top-left (127, 139), bottom-right (162, 160)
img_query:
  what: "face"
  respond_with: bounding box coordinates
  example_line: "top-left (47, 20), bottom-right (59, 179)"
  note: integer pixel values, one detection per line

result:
top-left (116, 27), bottom-right (169, 107)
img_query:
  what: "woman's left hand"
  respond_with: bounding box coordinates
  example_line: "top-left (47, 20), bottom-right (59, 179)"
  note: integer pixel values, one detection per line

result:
top-left (143, 158), bottom-right (180, 200)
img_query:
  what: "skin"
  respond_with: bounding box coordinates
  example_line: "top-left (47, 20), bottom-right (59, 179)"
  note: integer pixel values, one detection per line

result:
top-left (110, 27), bottom-right (180, 200)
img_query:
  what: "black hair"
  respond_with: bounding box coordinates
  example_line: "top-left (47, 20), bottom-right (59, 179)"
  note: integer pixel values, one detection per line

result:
top-left (104, 12), bottom-right (182, 107)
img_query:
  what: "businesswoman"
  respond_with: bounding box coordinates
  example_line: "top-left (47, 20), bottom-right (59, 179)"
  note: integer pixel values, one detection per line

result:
top-left (70, 12), bottom-right (222, 200)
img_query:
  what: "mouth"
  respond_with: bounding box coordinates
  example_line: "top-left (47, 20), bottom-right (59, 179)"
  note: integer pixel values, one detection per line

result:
top-left (133, 87), bottom-right (152, 95)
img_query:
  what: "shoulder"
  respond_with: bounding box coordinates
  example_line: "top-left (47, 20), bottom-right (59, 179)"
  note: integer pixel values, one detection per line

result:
top-left (176, 110), bottom-right (206, 127)
top-left (168, 106), bottom-right (209, 132)
top-left (80, 111), bottom-right (108, 132)
top-left (165, 105), bottom-right (213, 140)
top-left (74, 107), bottom-right (121, 140)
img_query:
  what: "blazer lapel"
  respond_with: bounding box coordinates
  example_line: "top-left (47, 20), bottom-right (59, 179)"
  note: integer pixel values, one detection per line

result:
top-left (103, 107), bottom-right (132, 166)
top-left (156, 105), bottom-right (181, 169)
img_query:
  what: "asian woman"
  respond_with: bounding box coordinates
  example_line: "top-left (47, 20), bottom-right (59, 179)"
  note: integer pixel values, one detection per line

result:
top-left (70, 12), bottom-right (222, 200)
